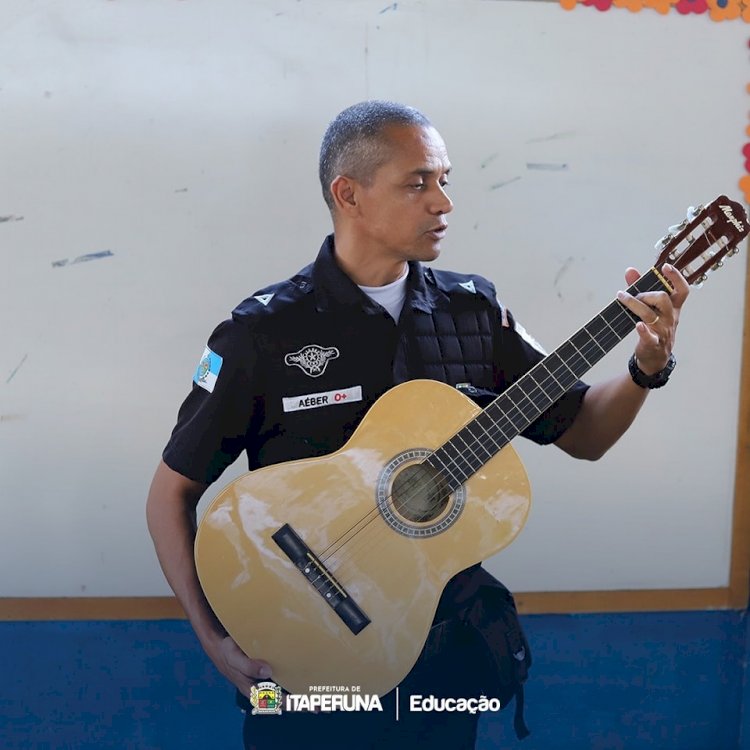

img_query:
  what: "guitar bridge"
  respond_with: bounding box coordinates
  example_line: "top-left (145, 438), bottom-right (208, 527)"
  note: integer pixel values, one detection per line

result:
top-left (271, 523), bottom-right (370, 635)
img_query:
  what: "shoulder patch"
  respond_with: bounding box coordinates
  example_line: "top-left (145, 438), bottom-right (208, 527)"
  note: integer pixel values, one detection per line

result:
top-left (194, 346), bottom-right (223, 393)
top-left (458, 280), bottom-right (476, 294)
top-left (233, 276), bottom-right (309, 320)
top-left (499, 302), bottom-right (510, 328)
top-left (430, 269), bottom-right (496, 303)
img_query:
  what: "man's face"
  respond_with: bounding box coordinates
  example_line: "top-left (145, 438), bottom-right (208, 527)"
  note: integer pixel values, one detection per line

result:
top-left (354, 124), bottom-right (453, 263)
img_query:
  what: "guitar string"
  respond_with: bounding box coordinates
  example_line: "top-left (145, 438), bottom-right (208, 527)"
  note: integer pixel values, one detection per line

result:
top-left (324, 299), bottom-right (642, 585)
top-left (315, 272), bottom-right (669, 585)
top-left (318, 268), bottom-right (678, 588)
top-left (304, 237), bottom-right (730, 601)
top-left (311, 239), bottom-right (717, 589)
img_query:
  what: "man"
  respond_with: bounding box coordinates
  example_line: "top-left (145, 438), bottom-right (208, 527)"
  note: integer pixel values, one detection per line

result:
top-left (146, 101), bottom-right (688, 749)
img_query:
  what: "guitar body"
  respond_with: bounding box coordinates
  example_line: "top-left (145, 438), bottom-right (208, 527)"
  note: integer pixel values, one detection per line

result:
top-left (195, 379), bottom-right (531, 697)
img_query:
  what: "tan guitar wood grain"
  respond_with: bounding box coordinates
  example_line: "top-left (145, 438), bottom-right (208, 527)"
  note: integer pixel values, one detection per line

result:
top-left (195, 379), bottom-right (531, 696)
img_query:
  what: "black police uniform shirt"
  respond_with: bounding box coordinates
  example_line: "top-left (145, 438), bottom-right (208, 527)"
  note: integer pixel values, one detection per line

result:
top-left (162, 234), bottom-right (589, 705)
top-left (163, 234), bottom-right (588, 484)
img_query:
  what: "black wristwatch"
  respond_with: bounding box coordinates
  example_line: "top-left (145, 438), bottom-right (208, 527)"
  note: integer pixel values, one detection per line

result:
top-left (628, 352), bottom-right (677, 389)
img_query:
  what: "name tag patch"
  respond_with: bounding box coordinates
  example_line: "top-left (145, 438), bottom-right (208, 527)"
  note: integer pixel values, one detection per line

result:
top-left (282, 386), bottom-right (362, 413)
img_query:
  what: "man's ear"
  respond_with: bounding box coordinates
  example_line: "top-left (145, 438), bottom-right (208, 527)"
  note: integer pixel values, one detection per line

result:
top-left (330, 175), bottom-right (360, 216)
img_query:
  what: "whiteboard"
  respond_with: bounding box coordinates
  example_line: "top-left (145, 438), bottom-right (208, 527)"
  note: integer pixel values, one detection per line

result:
top-left (0, 0), bottom-right (747, 597)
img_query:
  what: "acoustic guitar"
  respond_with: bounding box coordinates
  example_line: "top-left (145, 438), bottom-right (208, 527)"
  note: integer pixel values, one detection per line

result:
top-left (195, 196), bottom-right (748, 696)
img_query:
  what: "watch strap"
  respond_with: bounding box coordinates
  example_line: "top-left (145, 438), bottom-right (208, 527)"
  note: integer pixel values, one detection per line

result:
top-left (628, 352), bottom-right (676, 389)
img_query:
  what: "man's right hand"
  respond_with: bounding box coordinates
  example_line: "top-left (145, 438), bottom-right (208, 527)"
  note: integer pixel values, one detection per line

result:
top-left (146, 462), bottom-right (274, 702)
top-left (212, 635), bottom-right (273, 699)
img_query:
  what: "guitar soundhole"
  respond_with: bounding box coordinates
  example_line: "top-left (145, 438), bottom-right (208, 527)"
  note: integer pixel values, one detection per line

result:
top-left (392, 464), bottom-right (450, 523)
top-left (376, 448), bottom-right (465, 537)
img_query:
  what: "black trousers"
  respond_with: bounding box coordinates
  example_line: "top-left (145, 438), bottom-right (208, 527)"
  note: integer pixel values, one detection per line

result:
top-left (241, 619), bottom-right (491, 750)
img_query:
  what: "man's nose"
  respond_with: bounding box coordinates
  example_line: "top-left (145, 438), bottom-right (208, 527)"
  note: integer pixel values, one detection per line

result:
top-left (433, 186), bottom-right (453, 215)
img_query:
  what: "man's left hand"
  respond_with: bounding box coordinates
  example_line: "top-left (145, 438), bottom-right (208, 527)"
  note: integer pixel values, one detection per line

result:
top-left (616, 263), bottom-right (690, 375)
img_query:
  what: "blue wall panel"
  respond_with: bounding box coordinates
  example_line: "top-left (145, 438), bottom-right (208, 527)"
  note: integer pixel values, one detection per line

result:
top-left (483, 612), bottom-right (744, 750)
top-left (0, 621), bottom-right (241, 750)
top-left (1, 611), bottom-right (745, 749)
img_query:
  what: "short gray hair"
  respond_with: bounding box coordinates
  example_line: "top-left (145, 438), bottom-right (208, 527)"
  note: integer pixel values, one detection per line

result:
top-left (319, 100), bottom-right (432, 212)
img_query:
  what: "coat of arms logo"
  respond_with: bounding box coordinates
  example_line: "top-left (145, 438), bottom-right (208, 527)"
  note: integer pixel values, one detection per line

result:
top-left (249, 681), bottom-right (283, 715)
top-left (284, 344), bottom-right (340, 378)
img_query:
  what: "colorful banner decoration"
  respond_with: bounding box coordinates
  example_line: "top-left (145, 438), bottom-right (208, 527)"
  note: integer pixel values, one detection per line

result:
top-left (740, 76), bottom-right (750, 203)
top-left (559, 3), bottom-right (750, 202)
top-left (560, 0), bottom-right (748, 21)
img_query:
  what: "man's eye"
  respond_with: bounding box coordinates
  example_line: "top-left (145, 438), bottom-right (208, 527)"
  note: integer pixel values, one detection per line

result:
top-left (440, 181), bottom-right (450, 188)
top-left (410, 183), bottom-right (425, 190)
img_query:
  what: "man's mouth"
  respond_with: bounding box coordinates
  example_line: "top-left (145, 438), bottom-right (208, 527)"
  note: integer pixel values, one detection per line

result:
top-left (426, 224), bottom-right (448, 239)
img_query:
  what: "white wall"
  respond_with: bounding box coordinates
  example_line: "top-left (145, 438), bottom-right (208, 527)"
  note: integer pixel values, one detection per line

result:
top-left (0, 0), bottom-right (746, 596)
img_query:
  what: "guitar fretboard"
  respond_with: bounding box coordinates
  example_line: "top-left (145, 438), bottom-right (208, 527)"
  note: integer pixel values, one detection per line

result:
top-left (425, 269), bottom-right (669, 490)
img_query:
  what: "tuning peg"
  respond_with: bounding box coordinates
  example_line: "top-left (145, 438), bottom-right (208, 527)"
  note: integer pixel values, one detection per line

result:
top-left (667, 219), bottom-right (688, 234)
top-left (687, 205), bottom-right (703, 220)
top-left (655, 234), bottom-right (673, 251)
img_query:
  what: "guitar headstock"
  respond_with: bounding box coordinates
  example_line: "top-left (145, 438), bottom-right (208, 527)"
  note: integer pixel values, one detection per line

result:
top-left (654, 196), bottom-right (749, 286)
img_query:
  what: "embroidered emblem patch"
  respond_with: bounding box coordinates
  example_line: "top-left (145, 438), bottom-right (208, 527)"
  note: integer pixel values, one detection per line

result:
top-left (194, 346), bottom-right (223, 393)
top-left (284, 344), bottom-right (340, 378)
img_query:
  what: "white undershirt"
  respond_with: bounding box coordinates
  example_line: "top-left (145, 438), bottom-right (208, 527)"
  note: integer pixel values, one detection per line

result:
top-left (358, 267), bottom-right (409, 322)
top-left (359, 266), bottom-right (409, 323)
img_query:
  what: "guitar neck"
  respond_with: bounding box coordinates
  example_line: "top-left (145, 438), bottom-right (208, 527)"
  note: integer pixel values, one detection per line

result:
top-left (426, 267), bottom-right (672, 489)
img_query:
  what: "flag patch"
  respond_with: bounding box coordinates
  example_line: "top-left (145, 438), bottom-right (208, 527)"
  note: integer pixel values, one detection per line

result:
top-left (194, 346), bottom-right (223, 393)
